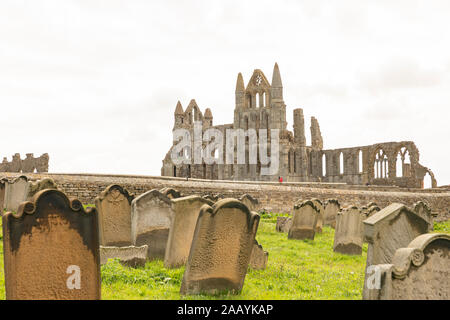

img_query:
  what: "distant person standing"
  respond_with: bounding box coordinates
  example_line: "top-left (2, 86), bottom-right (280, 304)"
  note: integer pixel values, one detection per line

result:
top-left (278, 176), bottom-right (283, 183)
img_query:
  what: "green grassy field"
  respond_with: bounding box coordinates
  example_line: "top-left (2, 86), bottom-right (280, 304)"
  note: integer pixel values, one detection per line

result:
top-left (0, 214), bottom-right (448, 300)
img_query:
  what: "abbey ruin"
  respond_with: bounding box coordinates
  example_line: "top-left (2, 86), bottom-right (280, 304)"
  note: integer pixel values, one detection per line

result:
top-left (161, 63), bottom-right (436, 189)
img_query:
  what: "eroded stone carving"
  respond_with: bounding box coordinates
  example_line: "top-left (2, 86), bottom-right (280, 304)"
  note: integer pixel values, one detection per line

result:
top-left (2, 189), bottom-right (100, 300)
top-left (95, 184), bottom-right (134, 247)
top-left (180, 198), bottom-right (260, 295)
top-left (131, 189), bottom-right (173, 260)
top-left (164, 195), bottom-right (213, 268)
top-left (333, 206), bottom-right (364, 255)
top-left (362, 202), bottom-right (433, 300)
top-left (288, 200), bottom-right (320, 240)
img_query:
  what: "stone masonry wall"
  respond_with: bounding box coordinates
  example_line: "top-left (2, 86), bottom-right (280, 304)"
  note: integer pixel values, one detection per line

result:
top-left (2, 172), bottom-right (449, 222)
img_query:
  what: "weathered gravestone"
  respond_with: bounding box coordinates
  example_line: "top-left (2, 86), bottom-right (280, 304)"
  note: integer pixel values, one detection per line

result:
top-left (333, 206), bottom-right (364, 255)
top-left (202, 193), bottom-right (224, 202)
top-left (363, 205), bottom-right (381, 218)
top-left (288, 200), bottom-right (320, 240)
top-left (368, 233), bottom-right (449, 300)
top-left (276, 216), bottom-right (292, 233)
top-left (249, 240), bottom-right (268, 270)
top-left (95, 184), bottom-right (134, 247)
top-left (0, 177), bottom-right (7, 212)
top-left (362, 203), bottom-right (433, 300)
top-left (311, 198), bottom-right (324, 233)
top-left (324, 199), bottom-right (340, 228)
top-left (100, 245), bottom-right (148, 267)
top-left (180, 199), bottom-right (260, 295)
top-left (239, 194), bottom-right (259, 212)
top-left (27, 178), bottom-right (58, 198)
top-left (164, 195), bottom-right (213, 268)
top-left (3, 176), bottom-right (30, 213)
top-left (2, 189), bottom-right (101, 299)
top-left (131, 189), bottom-right (173, 260)
top-left (160, 187), bottom-right (181, 199)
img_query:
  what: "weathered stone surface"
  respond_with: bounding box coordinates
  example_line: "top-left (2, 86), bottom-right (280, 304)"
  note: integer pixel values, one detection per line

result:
top-left (2, 189), bottom-right (100, 300)
top-left (333, 206), bottom-right (364, 255)
top-left (131, 189), bottom-right (173, 260)
top-left (363, 205), bottom-right (381, 218)
top-left (100, 245), bottom-right (148, 268)
top-left (239, 194), bottom-right (259, 211)
top-left (160, 187), bottom-right (181, 199)
top-left (371, 233), bottom-right (449, 300)
top-left (95, 184), bottom-right (134, 247)
top-left (3, 176), bottom-right (30, 213)
top-left (164, 196), bottom-right (213, 268)
top-left (180, 198), bottom-right (260, 295)
top-left (0, 178), bottom-right (6, 212)
top-left (362, 202), bottom-right (433, 300)
top-left (27, 178), bottom-right (58, 198)
top-left (249, 240), bottom-right (268, 270)
top-left (0, 153), bottom-right (49, 173)
top-left (324, 199), bottom-right (340, 228)
top-left (276, 216), bottom-right (292, 233)
top-left (202, 193), bottom-right (224, 202)
top-left (288, 200), bottom-right (320, 240)
top-left (311, 198), bottom-right (324, 233)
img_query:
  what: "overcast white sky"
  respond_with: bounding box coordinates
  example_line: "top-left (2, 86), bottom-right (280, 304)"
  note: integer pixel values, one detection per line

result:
top-left (1, 0), bottom-right (449, 186)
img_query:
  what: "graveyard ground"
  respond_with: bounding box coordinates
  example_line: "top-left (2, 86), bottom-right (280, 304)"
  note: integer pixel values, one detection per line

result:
top-left (0, 214), bottom-right (448, 300)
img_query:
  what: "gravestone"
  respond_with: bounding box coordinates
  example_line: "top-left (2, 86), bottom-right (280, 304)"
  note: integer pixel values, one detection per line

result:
top-left (180, 199), bottom-right (260, 295)
top-left (160, 187), bottom-right (181, 199)
top-left (276, 216), bottom-right (292, 233)
top-left (3, 176), bottom-right (30, 213)
top-left (239, 194), bottom-right (259, 212)
top-left (364, 205), bottom-right (381, 218)
top-left (414, 201), bottom-right (433, 231)
top-left (2, 189), bottom-right (100, 299)
top-left (0, 178), bottom-right (7, 212)
top-left (95, 184), bottom-right (134, 247)
top-left (131, 189), bottom-right (173, 260)
top-left (370, 233), bottom-right (449, 300)
top-left (249, 240), bottom-right (268, 270)
top-left (27, 178), bottom-right (58, 198)
top-left (362, 203), bottom-right (433, 300)
top-left (100, 245), bottom-right (148, 267)
top-left (333, 206), bottom-right (364, 255)
top-left (311, 198), bottom-right (324, 233)
top-left (288, 200), bottom-right (320, 240)
top-left (164, 195), bottom-right (213, 268)
top-left (323, 199), bottom-right (340, 228)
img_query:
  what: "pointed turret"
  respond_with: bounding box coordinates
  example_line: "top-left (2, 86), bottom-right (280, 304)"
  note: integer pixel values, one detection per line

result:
top-left (174, 101), bottom-right (185, 129)
top-left (204, 108), bottom-right (213, 128)
top-left (270, 62), bottom-right (283, 104)
top-left (204, 108), bottom-right (213, 118)
top-left (174, 100), bottom-right (184, 115)
top-left (235, 72), bottom-right (245, 109)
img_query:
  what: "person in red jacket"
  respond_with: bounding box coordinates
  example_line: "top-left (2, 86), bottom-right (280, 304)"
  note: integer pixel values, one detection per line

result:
top-left (278, 176), bottom-right (283, 183)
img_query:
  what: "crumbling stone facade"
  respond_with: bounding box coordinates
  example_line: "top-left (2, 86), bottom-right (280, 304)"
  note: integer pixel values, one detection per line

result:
top-left (161, 63), bottom-right (435, 188)
top-left (0, 153), bottom-right (49, 173)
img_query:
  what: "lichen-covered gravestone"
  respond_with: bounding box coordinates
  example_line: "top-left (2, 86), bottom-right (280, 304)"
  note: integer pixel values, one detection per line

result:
top-left (3, 176), bottom-right (30, 213)
top-left (27, 178), bottom-right (58, 198)
top-left (131, 189), bottom-right (173, 260)
top-left (180, 199), bottom-right (260, 295)
top-left (323, 199), bottom-right (340, 228)
top-left (288, 200), bottom-right (320, 240)
top-left (164, 196), bottom-right (213, 268)
top-left (362, 203), bottom-right (433, 300)
top-left (370, 233), bottom-right (449, 300)
top-left (311, 198), bottom-right (324, 233)
top-left (2, 189), bottom-right (100, 299)
top-left (249, 240), bottom-right (268, 270)
top-left (95, 184), bottom-right (134, 247)
top-left (333, 206), bottom-right (364, 255)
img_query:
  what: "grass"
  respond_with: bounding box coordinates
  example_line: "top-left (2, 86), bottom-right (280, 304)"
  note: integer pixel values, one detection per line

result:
top-left (0, 214), bottom-right (447, 300)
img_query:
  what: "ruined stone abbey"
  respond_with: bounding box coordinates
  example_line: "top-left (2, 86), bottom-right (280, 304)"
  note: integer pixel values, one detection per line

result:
top-left (161, 63), bottom-right (436, 188)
